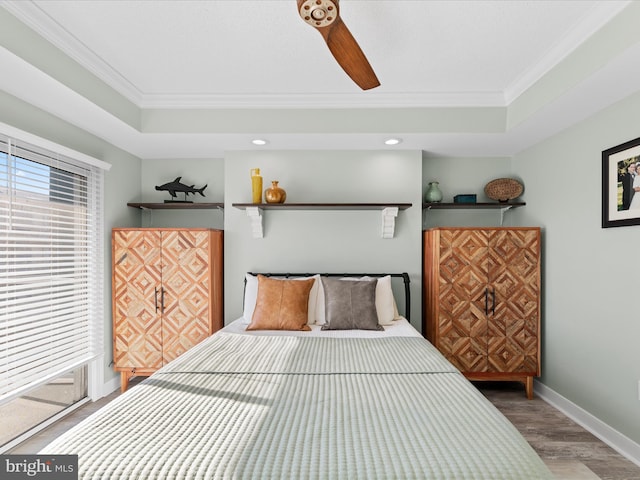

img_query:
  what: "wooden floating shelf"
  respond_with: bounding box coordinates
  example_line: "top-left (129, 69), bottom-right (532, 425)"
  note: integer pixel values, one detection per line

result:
top-left (232, 202), bottom-right (412, 210)
top-left (423, 202), bottom-right (525, 209)
top-left (127, 202), bottom-right (224, 210)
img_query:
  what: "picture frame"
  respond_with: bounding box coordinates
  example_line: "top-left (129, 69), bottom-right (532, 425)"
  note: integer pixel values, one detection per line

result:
top-left (602, 136), bottom-right (640, 228)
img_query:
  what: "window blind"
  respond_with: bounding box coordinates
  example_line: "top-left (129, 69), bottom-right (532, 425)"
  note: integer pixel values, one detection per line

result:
top-left (0, 135), bottom-right (104, 405)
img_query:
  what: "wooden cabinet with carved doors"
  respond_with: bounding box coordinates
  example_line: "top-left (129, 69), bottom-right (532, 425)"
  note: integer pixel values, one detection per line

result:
top-left (423, 227), bottom-right (540, 398)
top-left (112, 228), bottom-right (223, 391)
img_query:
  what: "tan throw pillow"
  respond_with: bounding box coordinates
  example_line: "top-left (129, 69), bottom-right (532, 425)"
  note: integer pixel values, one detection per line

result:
top-left (247, 275), bottom-right (314, 331)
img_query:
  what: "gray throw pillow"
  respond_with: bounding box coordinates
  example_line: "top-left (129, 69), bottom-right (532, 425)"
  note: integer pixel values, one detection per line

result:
top-left (321, 277), bottom-right (383, 331)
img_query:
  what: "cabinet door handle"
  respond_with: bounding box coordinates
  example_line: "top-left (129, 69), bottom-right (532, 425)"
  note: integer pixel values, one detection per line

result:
top-left (484, 288), bottom-right (489, 315)
top-left (491, 288), bottom-right (496, 315)
top-left (161, 288), bottom-right (165, 313)
top-left (154, 287), bottom-right (158, 313)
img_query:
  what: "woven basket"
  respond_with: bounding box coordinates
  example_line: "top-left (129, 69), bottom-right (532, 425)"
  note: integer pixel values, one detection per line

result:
top-left (484, 178), bottom-right (523, 202)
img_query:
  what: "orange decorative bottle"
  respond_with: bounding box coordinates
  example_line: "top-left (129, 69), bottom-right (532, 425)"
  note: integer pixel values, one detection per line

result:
top-left (265, 181), bottom-right (286, 203)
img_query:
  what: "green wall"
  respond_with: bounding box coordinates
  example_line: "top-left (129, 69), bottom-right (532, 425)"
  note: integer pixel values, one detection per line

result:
top-left (512, 89), bottom-right (640, 445)
top-left (422, 155), bottom-right (514, 228)
top-left (223, 150), bottom-right (423, 328)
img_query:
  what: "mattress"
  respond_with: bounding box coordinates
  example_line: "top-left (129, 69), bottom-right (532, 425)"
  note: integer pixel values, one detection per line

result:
top-left (221, 316), bottom-right (422, 338)
top-left (41, 321), bottom-right (553, 479)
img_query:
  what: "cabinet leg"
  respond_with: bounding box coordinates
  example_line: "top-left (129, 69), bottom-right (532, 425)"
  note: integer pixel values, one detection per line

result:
top-left (525, 376), bottom-right (534, 400)
top-left (120, 371), bottom-right (132, 393)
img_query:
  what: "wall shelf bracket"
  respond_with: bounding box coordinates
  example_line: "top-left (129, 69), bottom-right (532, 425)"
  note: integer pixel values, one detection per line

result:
top-left (499, 205), bottom-right (513, 226)
top-left (422, 202), bottom-right (525, 227)
top-left (233, 203), bottom-right (411, 238)
top-left (245, 206), bottom-right (264, 238)
top-left (381, 207), bottom-right (399, 238)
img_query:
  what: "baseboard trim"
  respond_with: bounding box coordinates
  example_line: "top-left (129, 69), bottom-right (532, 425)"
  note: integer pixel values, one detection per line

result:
top-left (535, 380), bottom-right (640, 468)
top-left (100, 376), bottom-right (120, 399)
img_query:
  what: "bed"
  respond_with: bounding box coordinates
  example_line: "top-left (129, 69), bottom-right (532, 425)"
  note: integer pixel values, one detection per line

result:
top-left (41, 273), bottom-right (553, 479)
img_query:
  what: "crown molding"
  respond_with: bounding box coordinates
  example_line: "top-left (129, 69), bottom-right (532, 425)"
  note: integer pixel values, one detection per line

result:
top-left (5, 0), bottom-right (627, 110)
top-left (504, 0), bottom-right (631, 104)
top-left (137, 91), bottom-right (507, 109)
top-left (2, 1), bottom-right (506, 110)
top-left (2, 0), bottom-right (144, 105)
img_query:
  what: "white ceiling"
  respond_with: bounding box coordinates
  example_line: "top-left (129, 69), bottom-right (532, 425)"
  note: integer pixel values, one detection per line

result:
top-left (1, 0), bottom-right (638, 158)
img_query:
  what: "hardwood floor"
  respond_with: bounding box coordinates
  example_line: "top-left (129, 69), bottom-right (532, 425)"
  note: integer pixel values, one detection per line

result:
top-left (476, 382), bottom-right (640, 480)
top-left (9, 379), bottom-right (640, 479)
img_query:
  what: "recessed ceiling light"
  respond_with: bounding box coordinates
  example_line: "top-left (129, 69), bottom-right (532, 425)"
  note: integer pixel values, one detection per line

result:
top-left (251, 139), bottom-right (268, 146)
top-left (384, 138), bottom-right (402, 145)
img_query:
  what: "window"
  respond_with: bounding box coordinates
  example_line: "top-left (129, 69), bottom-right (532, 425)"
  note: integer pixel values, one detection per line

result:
top-left (0, 365), bottom-right (87, 449)
top-left (0, 130), bottom-right (107, 447)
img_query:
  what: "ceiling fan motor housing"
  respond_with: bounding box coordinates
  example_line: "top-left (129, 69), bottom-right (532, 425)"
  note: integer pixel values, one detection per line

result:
top-left (299, 0), bottom-right (339, 28)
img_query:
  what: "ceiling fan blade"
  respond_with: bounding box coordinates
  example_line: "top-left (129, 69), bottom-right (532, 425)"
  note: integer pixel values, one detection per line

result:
top-left (298, 0), bottom-right (380, 90)
top-left (321, 17), bottom-right (380, 90)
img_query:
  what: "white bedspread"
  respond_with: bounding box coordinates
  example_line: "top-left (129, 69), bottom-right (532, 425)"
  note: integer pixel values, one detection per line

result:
top-left (41, 323), bottom-right (553, 479)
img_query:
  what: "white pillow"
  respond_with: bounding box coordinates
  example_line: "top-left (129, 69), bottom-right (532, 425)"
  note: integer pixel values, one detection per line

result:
top-left (243, 273), bottom-right (319, 325)
top-left (392, 296), bottom-right (402, 320)
top-left (315, 275), bottom-right (397, 326)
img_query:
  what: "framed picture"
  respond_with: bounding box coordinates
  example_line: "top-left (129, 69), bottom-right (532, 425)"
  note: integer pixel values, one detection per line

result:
top-left (602, 136), bottom-right (640, 228)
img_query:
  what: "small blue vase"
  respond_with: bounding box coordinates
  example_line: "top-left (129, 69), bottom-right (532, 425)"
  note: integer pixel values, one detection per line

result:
top-left (424, 182), bottom-right (443, 203)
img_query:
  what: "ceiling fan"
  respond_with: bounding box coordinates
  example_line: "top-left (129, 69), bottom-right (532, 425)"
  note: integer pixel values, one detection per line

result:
top-left (297, 0), bottom-right (380, 90)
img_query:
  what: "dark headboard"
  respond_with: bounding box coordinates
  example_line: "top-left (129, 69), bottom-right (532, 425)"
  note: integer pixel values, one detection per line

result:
top-left (246, 272), bottom-right (411, 322)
